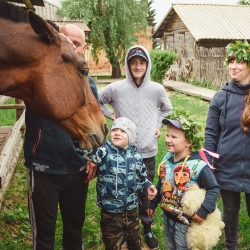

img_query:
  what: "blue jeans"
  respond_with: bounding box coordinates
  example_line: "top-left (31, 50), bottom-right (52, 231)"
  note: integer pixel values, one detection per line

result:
top-left (220, 189), bottom-right (250, 250)
top-left (162, 212), bottom-right (189, 250)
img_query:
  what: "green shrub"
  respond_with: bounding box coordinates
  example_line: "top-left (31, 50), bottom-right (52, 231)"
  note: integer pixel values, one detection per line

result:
top-left (150, 49), bottom-right (177, 84)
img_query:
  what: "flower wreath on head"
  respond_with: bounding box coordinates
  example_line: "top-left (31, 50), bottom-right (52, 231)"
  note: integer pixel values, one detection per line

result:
top-left (165, 111), bottom-right (220, 170)
top-left (224, 40), bottom-right (250, 67)
top-left (165, 110), bottom-right (204, 152)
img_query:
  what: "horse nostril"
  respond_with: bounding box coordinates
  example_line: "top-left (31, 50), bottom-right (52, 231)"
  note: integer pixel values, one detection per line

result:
top-left (89, 134), bottom-right (99, 149)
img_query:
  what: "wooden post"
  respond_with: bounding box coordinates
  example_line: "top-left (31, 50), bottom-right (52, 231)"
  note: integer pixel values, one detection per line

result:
top-left (15, 99), bottom-right (25, 134)
top-left (15, 99), bottom-right (24, 121)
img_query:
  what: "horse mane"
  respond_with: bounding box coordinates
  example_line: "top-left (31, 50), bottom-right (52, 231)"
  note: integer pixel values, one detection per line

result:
top-left (0, 0), bottom-right (29, 23)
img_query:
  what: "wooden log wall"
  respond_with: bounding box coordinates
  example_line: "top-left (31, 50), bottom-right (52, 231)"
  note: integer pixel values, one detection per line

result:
top-left (193, 46), bottom-right (230, 88)
top-left (165, 37), bottom-right (231, 88)
top-left (165, 31), bottom-right (196, 81)
top-left (0, 96), bottom-right (25, 209)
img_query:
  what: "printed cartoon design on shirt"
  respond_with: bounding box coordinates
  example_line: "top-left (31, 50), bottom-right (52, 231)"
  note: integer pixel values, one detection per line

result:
top-left (159, 162), bottom-right (172, 199)
top-left (159, 156), bottom-right (198, 225)
top-left (172, 165), bottom-right (191, 199)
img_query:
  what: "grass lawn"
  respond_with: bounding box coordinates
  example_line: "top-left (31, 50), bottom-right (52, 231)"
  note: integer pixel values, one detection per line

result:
top-left (0, 89), bottom-right (249, 249)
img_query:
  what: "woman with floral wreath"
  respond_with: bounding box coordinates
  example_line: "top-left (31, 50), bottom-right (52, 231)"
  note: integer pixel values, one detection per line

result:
top-left (205, 40), bottom-right (250, 250)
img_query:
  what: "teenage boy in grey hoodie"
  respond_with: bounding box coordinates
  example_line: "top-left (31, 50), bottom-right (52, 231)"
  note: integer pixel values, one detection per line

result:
top-left (99, 45), bottom-right (172, 249)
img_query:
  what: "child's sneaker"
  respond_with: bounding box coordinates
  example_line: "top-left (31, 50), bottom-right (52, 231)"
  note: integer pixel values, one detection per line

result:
top-left (144, 232), bottom-right (159, 249)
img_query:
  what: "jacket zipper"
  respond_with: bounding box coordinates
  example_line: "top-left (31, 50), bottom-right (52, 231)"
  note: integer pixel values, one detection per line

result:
top-left (124, 152), bottom-right (128, 210)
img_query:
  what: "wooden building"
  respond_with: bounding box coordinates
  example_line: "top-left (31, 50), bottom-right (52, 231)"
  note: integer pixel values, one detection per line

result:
top-left (153, 4), bottom-right (250, 88)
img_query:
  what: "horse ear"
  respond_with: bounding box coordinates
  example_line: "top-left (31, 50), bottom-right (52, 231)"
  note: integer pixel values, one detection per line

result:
top-left (28, 11), bottom-right (58, 44)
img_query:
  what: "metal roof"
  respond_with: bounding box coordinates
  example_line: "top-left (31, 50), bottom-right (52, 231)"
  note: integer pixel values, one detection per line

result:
top-left (7, 0), bottom-right (44, 6)
top-left (153, 4), bottom-right (250, 41)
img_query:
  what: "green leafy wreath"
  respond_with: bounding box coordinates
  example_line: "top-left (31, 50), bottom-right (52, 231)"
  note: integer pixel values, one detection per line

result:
top-left (166, 110), bottom-right (204, 151)
top-left (224, 40), bottom-right (250, 67)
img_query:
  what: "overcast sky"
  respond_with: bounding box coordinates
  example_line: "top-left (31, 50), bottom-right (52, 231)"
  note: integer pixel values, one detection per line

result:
top-left (48, 0), bottom-right (239, 26)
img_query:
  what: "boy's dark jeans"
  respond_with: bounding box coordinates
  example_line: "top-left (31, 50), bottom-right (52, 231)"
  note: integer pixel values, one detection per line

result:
top-left (220, 189), bottom-right (250, 250)
top-left (100, 209), bottom-right (141, 250)
top-left (139, 157), bottom-right (155, 228)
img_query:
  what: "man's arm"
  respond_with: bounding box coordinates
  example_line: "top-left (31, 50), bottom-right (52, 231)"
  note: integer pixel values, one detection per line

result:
top-left (99, 84), bottom-right (116, 118)
top-left (157, 85), bottom-right (173, 128)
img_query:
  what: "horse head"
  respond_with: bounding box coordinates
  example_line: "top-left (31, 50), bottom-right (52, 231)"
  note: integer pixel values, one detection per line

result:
top-left (0, 1), bottom-right (108, 149)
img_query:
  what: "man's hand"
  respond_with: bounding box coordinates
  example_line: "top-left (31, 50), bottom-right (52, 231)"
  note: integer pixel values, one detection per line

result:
top-left (147, 208), bottom-right (156, 217)
top-left (155, 128), bottom-right (161, 138)
top-left (86, 161), bottom-right (97, 180)
top-left (147, 185), bottom-right (157, 200)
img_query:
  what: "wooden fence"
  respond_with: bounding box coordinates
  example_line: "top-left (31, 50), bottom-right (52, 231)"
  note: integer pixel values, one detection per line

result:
top-left (0, 96), bottom-right (25, 209)
top-left (193, 46), bottom-right (230, 88)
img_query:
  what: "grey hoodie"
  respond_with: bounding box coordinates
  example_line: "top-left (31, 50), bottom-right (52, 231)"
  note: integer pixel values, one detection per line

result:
top-left (99, 45), bottom-right (172, 158)
top-left (205, 80), bottom-right (250, 193)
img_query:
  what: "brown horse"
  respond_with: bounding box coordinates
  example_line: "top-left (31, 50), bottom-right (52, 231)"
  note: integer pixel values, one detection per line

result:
top-left (0, 0), bottom-right (108, 150)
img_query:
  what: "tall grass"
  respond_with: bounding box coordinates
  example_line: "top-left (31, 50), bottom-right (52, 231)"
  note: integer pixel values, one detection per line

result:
top-left (0, 90), bottom-right (249, 249)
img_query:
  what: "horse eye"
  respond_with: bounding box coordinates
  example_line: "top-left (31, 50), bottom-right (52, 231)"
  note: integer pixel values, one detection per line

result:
top-left (80, 69), bottom-right (89, 76)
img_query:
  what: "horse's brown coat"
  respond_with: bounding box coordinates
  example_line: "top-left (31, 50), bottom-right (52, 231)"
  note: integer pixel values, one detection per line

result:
top-left (0, 1), bottom-right (107, 149)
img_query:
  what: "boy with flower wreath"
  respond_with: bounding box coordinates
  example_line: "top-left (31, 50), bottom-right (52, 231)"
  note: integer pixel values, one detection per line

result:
top-left (148, 111), bottom-right (220, 250)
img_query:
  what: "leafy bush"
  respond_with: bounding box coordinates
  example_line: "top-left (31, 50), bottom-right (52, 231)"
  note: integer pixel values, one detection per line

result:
top-left (150, 49), bottom-right (177, 84)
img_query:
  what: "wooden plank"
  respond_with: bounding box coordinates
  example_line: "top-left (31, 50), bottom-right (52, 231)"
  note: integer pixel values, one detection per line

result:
top-left (0, 126), bottom-right (12, 134)
top-left (0, 104), bottom-right (25, 109)
top-left (0, 96), bottom-right (11, 105)
top-left (0, 127), bottom-right (12, 150)
top-left (163, 80), bottom-right (215, 101)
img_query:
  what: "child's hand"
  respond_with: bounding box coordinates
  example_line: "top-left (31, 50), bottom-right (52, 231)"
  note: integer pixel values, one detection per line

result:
top-left (192, 213), bottom-right (205, 225)
top-left (147, 185), bottom-right (157, 200)
top-left (147, 208), bottom-right (156, 217)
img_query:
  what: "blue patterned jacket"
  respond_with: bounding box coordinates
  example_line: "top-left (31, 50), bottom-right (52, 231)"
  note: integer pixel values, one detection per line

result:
top-left (75, 140), bottom-right (152, 213)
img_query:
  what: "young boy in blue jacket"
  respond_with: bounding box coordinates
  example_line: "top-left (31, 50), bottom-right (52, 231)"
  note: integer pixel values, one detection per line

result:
top-left (148, 112), bottom-right (220, 250)
top-left (74, 117), bottom-right (157, 250)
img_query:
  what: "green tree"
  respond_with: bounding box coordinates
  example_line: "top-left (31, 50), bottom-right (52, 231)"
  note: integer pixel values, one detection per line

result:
top-left (238, 0), bottom-right (250, 4)
top-left (146, 0), bottom-right (157, 48)
top-left (57, 0), bottom-right (148, 78)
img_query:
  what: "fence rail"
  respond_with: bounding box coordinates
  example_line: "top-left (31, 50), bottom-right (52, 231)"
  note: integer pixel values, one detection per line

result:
top-left (0, 96), bottom-right (25, 209)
